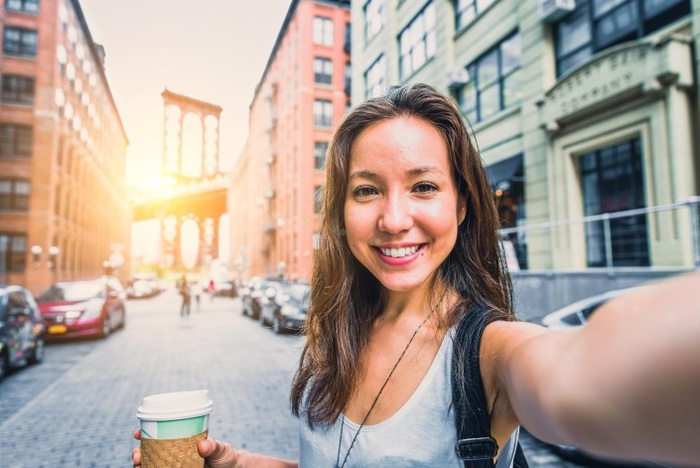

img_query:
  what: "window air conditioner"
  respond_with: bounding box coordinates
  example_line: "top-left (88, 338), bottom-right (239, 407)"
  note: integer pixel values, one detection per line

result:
top-left (445, 68), bottom-right (470, 90)
top-left (538, 0), bottom-right (575, 22)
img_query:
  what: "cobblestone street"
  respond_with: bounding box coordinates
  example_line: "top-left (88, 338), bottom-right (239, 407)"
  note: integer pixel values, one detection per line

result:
top-left (0, 288), bottom-right (583, 467)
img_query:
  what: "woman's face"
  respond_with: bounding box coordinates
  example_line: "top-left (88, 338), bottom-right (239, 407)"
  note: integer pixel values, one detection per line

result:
top-left (344, 116), bottom-right (466, 294)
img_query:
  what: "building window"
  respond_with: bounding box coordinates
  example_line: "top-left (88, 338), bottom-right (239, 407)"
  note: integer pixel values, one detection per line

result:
top-left (0, 124), bottom-right (32, 158)
top-left (457, 32), bottom-right (522, 124)
top-left (580, 137), bottom-right (649, 267)
top-left (344, 61), bottom-right (352, 96)
top-left (555, 0), bottom-right (691, 76)
top-left (314, 99), bottom-right (333, 127)
top-left (0, 233), bottom-right (27, 273)
top-left (0, 179), bottom-right (30, 211)
top-left (365, 54), bottom-right (386, 99)
top-left (1, 75), bottom-right (35, 105)
top-left (4, 0), bottom-right (39, 13)
top-left (2, 26), bottom-right (38, 58)
top-left (313, 16), bottom-right (334, 47)
top-left (364, 0), bottom-right (385, 42)
top-left (399, 2), bottom-right (436, 79)
top-left (314, 142), bottom-right (327, 170)
top-left (454, 0), bottom-right (495, 30)
top-left (314, 186), bottom-right (323, 215)
top-left (314, 57), bottom-right (333, 85)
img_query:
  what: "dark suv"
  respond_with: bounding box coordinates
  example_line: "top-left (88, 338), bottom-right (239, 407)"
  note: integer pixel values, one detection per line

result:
top-left (37, 276), bottom-right (126, 340)
top-left (0, 285), bottom-right (46, 381)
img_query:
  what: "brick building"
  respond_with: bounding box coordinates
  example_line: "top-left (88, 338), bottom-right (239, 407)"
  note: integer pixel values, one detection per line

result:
top-left (228, 0), bottom-right (351, 281)
top-left (0, 0), bottom-right (130, 294)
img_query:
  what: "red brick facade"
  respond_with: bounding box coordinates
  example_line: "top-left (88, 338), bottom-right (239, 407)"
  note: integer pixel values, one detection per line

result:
top-left (228, 0), bottom-right (350, 282)
top-left (0, 0), bottom-right (130, 294)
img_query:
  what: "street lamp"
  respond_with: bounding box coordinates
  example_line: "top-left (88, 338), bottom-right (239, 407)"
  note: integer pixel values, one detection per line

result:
top-left (48, 246), bottom-right (60, 270)
top-left (31, 245), bottom-right (43, 265)
top-left (102, 260), bottom-right (113, 276)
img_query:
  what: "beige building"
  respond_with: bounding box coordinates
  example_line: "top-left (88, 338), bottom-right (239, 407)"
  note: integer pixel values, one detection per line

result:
top-left (350, 0), bottom-right (699, 271)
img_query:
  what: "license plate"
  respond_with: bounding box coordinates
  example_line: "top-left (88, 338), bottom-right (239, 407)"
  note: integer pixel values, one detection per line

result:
top-left (48, 324), bottom-right (67, 334)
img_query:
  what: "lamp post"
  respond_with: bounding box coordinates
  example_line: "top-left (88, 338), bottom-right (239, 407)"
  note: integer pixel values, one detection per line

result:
top-left (0, 235), bottom-right (7, 285)
top-left (48, 246), bottom-right (60, 271)
top-left (31, 245), bottom-right (43, 266)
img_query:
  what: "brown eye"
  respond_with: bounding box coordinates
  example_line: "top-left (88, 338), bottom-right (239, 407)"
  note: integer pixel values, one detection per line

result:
top-left (413, 182), bottom-right (437, 193)
top-left (352, 186), bottom-right (378, 197)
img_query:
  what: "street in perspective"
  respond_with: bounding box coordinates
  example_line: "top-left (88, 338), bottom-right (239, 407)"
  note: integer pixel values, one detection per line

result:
top-left (1, 288), bottom-right (587, 468)
top-left (2, 0), bottom-right (700, 467)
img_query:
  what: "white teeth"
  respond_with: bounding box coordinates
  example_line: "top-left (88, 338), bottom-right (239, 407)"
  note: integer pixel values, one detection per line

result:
top-left (380, 245), bottom-right (419, 258)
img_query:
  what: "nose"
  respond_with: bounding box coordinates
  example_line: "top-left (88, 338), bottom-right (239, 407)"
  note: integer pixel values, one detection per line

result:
top-left (378, 193), bottom-right (413, 233)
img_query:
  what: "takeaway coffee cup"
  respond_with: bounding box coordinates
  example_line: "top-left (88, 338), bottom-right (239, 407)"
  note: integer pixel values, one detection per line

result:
top-left (137, 389), bottom-right (214, 468)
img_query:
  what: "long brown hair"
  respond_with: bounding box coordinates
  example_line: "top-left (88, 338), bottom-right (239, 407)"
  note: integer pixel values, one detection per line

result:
top-left (290, 83), bottom-right (513, 427)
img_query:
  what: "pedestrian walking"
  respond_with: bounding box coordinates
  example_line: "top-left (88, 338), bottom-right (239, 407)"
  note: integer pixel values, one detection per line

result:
top-left (133, 83), bottom-right (700, 467)
top-left (178, 275), bottom-right (191, 318)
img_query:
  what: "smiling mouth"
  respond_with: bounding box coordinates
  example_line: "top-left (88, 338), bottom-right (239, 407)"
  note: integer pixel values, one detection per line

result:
top-left (376, 245), bottom-right (423, 258)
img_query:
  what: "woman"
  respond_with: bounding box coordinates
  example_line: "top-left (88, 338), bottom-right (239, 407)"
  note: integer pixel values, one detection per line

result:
top-left (133, 83), bottom-right (700, 467)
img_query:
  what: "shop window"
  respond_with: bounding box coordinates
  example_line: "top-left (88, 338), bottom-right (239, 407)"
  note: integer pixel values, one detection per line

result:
top-left (580, 138), bottom-right (649, 267)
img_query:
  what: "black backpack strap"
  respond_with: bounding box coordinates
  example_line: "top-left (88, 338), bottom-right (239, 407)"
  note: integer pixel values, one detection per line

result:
top-left (452, 307), bottom-right (530, 468)
top-left (452, 306), bottom-right (497, 467)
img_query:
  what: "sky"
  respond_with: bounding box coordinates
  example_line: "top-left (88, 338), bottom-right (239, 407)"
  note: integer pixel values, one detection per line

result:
top-left (80, 0), bottom-right (293, 190)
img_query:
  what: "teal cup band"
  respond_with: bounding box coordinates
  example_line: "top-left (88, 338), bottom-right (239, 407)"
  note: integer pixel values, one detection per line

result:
top-left (141, 415), bottom-right (206, 439)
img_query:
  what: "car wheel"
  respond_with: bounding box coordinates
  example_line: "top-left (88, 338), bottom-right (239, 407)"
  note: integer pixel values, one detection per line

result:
top-left (100, 314), bottom-right (111, 338)
top-left (28, 337), bottom-right (45, 364)
top-left (273, 316), bottom-right (282, 334)
top-left (0, 350), bottom-right (9, 381)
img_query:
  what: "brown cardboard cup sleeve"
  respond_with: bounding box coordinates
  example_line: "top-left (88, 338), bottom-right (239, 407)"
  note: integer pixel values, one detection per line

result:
top-left (141, 430), bottom-right (208, 468)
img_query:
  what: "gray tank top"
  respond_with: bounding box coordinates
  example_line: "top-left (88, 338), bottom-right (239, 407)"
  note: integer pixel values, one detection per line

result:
top-left (298, 328), bottom-right (462, 467)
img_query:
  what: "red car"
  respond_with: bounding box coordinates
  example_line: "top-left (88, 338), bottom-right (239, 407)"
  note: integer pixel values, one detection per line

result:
top-left (36, 276), bottom-right (127, 340)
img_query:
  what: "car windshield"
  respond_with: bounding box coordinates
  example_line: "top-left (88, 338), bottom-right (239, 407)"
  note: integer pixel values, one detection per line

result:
top-left (286, 284), bottom-right (310, 303)
top-left (38, 280), bottom-right (104, 302)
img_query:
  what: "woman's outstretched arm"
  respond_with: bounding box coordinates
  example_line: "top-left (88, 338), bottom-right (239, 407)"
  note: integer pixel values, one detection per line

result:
top-left (488, 270), bottom-right (700, 465)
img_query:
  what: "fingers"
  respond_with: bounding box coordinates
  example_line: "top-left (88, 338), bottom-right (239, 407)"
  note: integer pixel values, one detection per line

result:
top-left (198, 439), bottom-right (237, 468)
top-left (131, 446), bottom-right (141, 466)
top-left (133, 428), bottom-right (141, 440)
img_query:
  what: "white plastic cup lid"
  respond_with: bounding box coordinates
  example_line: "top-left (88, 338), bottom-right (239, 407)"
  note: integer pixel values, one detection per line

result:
top-left (136, 389), bottom-right (213, 422)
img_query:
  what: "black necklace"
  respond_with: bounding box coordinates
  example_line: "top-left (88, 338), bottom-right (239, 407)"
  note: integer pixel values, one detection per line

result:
top-left (334, 301), bottom-right (442, 468)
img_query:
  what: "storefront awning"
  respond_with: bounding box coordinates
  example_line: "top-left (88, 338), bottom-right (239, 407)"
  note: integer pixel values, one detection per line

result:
top-left (486, 155), bottom-right (523, 191)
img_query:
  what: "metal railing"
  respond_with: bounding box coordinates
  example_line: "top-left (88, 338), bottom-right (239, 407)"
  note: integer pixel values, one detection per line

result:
top-left (499, 196), bottom-right (700, 271)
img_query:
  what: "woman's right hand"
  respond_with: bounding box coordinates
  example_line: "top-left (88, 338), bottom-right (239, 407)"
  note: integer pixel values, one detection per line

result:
top-left (132, 429), bottom-right (239, 468)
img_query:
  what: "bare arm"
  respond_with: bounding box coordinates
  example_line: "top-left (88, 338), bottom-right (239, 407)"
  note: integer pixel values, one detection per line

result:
top-left (490, 271), bottom-right (700, 465)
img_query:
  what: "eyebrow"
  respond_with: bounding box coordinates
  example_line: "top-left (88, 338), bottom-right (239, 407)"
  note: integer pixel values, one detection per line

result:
top-left (349, 166), bottom-right (445, 181)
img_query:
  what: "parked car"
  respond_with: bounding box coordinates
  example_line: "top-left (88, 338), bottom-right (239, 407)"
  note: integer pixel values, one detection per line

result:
top-left (541, 286), bottom-right (641, 331)
top-left (240, 277), bottom-right (281, 320)
top-left (259, 281), bottom-right (310, 334)
top-left (36, 276), bottom-right (127, 340)
top-left (213, 280), bottom-right (237, 298)
top-left (126, 279), bottom-right (159, 299)
top-left (539, 285), bottom-right (672, 467)
top-left (0, 285), bottom-right (46, 381)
